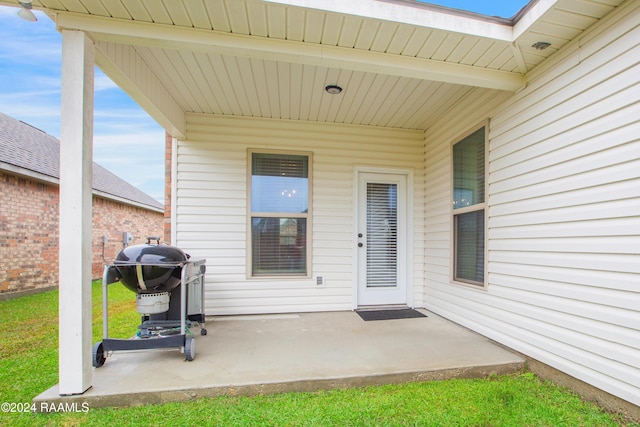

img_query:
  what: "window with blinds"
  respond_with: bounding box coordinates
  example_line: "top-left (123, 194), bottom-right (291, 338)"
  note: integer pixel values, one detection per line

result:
top-left (366, 183), bottom-right (398, 288)
top-left (250, 152), bottom-right (310, 276)
top-left (452, 127), bottom-right (486, 286)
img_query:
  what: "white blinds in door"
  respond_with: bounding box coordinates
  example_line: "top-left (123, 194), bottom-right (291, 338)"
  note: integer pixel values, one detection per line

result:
top-left (366, 182), bottom-right (398, 288)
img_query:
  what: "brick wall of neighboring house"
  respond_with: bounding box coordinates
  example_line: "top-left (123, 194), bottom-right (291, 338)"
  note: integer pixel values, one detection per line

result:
top-left (0, 172), bottom-right (59, 294)
top-left (91, 197), bottom-right (164, 277)
top-left (0, 170), bottom-right (164, 296)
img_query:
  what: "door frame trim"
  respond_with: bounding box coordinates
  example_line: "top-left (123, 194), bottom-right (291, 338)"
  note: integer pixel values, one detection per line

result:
top-left (352, 166), bottom-right (414, 309)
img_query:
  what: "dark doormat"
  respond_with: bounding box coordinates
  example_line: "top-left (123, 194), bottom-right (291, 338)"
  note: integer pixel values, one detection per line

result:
top-left (356, 308), bottom-right (427, 321)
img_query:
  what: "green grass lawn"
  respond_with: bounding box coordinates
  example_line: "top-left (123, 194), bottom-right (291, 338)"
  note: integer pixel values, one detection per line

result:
top-left (0, 283), bottom-right (636, 426)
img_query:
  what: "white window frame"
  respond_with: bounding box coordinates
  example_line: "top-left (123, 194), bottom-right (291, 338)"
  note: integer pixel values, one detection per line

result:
top-left (450, 123), bottom-right (488, 288)
top-left (247, 149), bottom-right (313, 279)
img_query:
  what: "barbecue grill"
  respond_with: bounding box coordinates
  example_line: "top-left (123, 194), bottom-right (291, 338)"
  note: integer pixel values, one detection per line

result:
top-left (92, 238), bottom-right (207, 367)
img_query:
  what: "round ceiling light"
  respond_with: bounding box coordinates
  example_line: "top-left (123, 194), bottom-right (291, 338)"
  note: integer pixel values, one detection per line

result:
top-left (325, 84), bottom-right (343, 94)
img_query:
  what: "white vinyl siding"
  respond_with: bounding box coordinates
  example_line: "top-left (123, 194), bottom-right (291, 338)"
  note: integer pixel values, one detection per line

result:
top-left (424, 0), bottom-right (640, 406)
top-left (176, 114), bottom-right (424, 315)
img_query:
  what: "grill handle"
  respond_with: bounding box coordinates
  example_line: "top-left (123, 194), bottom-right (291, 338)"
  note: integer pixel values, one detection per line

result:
top-left (146, 236), bottom-right (161, 245)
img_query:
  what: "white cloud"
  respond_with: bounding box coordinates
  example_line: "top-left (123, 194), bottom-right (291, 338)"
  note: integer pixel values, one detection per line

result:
top-left (94, 109), bottom-right (154, 121)
top-left (93, 126), bottom-right (166, 202)
top-left (94, 73), bottom-right (119, 91)
top-left (0, 6), bottom-right (14, 17)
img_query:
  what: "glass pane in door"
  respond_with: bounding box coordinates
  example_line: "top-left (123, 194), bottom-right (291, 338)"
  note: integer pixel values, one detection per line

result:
top-left (366, 183), bottom-right (397, 288)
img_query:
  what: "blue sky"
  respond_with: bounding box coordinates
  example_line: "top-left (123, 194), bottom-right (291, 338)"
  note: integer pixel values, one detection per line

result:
top-left (0, 1), bottom-right (527, 204)
top-left (0, 6), bottom-right (166, 202)
top-left (422, 0), bottom-right (529, 18)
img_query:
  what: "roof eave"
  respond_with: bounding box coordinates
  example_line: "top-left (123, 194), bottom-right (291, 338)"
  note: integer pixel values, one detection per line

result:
top-left (0, 163), bottom-right (164, 213)
top-left (57, 12), bottom-right (524, 92)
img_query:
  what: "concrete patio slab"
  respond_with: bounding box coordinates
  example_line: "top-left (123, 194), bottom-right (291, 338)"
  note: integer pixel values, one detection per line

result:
top-left (34, 310), bottom-right (525, 409)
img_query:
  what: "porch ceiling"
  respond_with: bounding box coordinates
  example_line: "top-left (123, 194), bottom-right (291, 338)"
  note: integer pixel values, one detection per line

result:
top-left (8, 0), bottom-right (624, 137)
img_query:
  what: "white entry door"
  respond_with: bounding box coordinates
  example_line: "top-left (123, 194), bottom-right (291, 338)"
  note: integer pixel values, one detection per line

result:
top-left (356, 172), bottom-right (408, 307)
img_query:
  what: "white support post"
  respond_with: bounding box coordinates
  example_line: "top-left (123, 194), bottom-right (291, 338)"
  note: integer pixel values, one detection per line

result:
top-left (58, 30), bottom-right (95, 395)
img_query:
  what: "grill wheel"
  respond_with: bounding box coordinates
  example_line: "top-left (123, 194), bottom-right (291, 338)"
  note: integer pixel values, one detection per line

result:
top-left (92, 342), bottom-right (106, 368)
top-left (185, 335), bottom-right (196, 361)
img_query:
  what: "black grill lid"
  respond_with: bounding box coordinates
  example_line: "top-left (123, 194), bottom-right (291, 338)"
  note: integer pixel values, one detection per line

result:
top-left (115, 241), bottom-right (189, 266)
top-left (113, 239), bottom-right (190, 294)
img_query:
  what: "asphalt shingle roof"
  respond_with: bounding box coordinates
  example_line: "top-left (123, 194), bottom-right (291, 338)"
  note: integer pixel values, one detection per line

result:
top-left (0, 112), bottom-right (163, 211)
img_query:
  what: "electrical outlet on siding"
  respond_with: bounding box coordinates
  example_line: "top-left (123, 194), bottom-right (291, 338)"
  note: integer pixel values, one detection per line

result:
top-left (316, 275), bottom-right (325, 287)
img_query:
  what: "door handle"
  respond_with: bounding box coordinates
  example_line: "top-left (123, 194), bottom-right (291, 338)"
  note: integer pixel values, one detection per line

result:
top-left (358, 243), bottom-right (363, 247)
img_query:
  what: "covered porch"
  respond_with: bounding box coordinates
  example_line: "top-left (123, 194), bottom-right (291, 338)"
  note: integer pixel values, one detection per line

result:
top-left (35, 310), bottom-right (524, 408)
top-left (2, 0), bottom-right (626, 401)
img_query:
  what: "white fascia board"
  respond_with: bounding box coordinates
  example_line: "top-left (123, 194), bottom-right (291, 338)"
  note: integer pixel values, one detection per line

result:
top-left (92, 190), bottom-right (164, 213)
top-left (55, 12), bottom-right (523, 92)
top-left (0, 162), bottom-right (59, 185)
top-left (513, 0), bottom-right (559, 40)
top-left (261, 0), bottom-right (514, 41)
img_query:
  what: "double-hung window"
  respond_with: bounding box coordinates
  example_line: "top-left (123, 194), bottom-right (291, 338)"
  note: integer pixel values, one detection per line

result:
top-left (249, 151), bottom-right (311, 277)
top-left (452, 127), bottom-right (486, 286)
